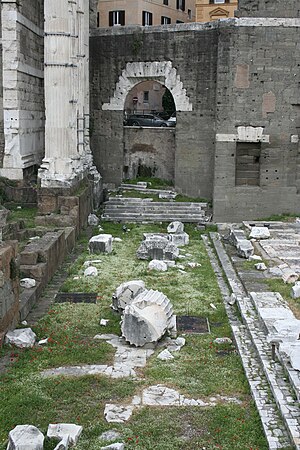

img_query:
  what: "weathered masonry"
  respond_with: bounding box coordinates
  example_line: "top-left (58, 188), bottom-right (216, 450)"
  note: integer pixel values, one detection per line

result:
top-left (90, 2), bottom-right (300, 221)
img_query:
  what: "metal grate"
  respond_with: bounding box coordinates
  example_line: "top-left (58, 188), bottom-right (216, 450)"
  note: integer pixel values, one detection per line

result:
top-left (55, 293), bottom-right (98, 304)
top-left (177, 316), bottom-right (210, 334)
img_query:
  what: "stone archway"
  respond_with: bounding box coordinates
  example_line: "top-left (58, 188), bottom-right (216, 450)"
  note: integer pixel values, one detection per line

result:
top-left (102, 61), bottom-right (192, 112)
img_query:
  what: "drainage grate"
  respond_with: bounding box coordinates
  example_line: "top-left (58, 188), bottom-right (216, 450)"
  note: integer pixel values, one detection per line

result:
top-left (55, 293), bottom-right (98, 304)
top-left (177, 316), bottom-right (210, 334)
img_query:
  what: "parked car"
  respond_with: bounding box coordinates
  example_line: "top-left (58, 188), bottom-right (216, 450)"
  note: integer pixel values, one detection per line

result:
top-left (125, 113), bottom-right (175, 127)
top-left (167, 112), bottom-right (176, 126)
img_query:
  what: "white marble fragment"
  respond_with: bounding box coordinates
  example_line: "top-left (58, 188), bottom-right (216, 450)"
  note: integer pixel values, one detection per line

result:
top-left (255, 263), bottom-right (267, 271)
top-left (249, 255), bottom-right (263, 261)
top-left (88, 213), bottom-right (99, 226)
top-left (47, 424), bottom-right (82, 446)
top-left (101, 444), bottom-right (124, 450)
top-left (214, 337), bottom-right (232, 345)
top-left (20, 278), bottom-right (36, 289)
top-left (249, 226), bottom-right (270, 239)
top-left (104, 404), bottom-right (134, 423)
top-left (53, 436), bottom-right (70, 450)
top-left (38, 338), bottom-right (49, 346)
top-left (7, 425), bottom-right (44, 450)
top-left (100, 319), bottom-right (109, 326)
top-left (157, 349), bottom-right (174, 360)
top-left (148, 260), bottom-right (168, 271)
top-left (282, 269), bottom-right (299, 284)
top-left (5, 328), bottom-right (36, 348)
top-left (84, 266), bottom-right (98, 277)
top-left (291, 282), bottom-right (300, 299)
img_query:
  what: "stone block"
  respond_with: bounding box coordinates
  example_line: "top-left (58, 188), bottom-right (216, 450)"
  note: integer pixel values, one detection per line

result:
top-left (47, 424), bottom-right (83, 446)
top-left (20, 250), bottom-right (38, 266)
top-left (5, 328), bottom-right (36, 348)
top-left (237, 240), bottom-right (254, 258)
top-left (169, 232), bottom-right (189, 247)
top-left (291, 282), bottom-right (300, 299)
top-left (89, 234), bottom-right (112, 254)
top-left (7, 425), bottom-right (44, 450)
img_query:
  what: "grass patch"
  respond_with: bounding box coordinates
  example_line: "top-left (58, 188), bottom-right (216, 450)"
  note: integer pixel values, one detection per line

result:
top-left (0, 222), bottom-right (268, 449)
top-left (123, 177), bottom-right (173, 189)
top-left (264, 278), bottom-right (300, 318)
top-left (258, 213), bottom-right (299, 222)
top-left (7, 207), bottom-right (37, 228)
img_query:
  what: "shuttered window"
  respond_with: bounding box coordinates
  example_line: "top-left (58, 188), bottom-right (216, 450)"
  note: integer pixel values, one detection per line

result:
top-left (109, 10), bottom-right (125, 26)
top-left (176, 0), bottom-right (185, 11)
top-left (142, 11), bottom-right (153, 26)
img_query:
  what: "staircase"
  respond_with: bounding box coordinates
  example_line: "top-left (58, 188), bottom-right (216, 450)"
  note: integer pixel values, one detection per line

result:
top-left (101, 197), bottom-right (209, 223)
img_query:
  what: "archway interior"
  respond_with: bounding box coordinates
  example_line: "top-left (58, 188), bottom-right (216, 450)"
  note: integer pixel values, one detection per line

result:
top-left (124, 81), bottom-right (176, 121)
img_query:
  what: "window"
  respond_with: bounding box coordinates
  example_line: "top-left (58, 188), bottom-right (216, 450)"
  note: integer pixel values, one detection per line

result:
top-left (161, 16), bottom-right (171, 24)
top-left (235, 142), bottom-right (261, 186)
top-left (109, 10), bottom-right (125, 26)
top-left (142, 11), bottom-right (153, 26)
top-left (176, 20), bottom-right (184, 23)
top-left (188, 9), bottom-right (192, 19)
top-left (143, 91), bottom-right (149, 103)
top-left (176, 0), bottom-right (185, 11)
top-left (209, 0), bottom-right (230, 3)
top-left (163, 0), bottom-right (169, 5)
top-left (97, 12), bottom-right (100, 27)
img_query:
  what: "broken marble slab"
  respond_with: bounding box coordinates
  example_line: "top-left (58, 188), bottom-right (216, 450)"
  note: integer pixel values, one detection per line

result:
top-left (273, 318), bottom-right (300, 341)
top-left (47, 424), bottom-right (82, 446)
top-left (143, 233), bottom-right (170, 241)
top-left (282, 269), bottom-right (299, 284)
top-left (148, 260), bottom-right (168, 271)
top-left (104, 404), bottom-right (134, 423)
top-left (7, 425), bottom-right (44, 450)
top-left (112, 280), bottom-right (146, 311)
top-left (214, 337), bottom-right (233, 345)
top-left (83, 259), bottom-right (102, 267)
top-left (249, 226), bottom-right (271, 240)
top-left (5, 328), bottom-right (36, 348)
top-left (89, 234), bottom-right (112, 254)
top-left (249, 255), bottom-right (263, 262)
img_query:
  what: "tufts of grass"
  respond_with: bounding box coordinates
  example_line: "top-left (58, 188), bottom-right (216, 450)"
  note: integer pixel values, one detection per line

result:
top-left (7, 207), bottom-right (38, 228)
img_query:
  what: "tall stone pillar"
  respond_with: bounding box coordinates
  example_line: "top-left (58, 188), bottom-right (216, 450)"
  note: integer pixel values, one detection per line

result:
top-left (38, 0), bottom-right (100, 194)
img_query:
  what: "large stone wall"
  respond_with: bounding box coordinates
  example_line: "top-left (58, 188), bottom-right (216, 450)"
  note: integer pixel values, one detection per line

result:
top-left (90, 24), bottom-right (218, 200)
top-left (90, 15), bottom-right (300, 220)
top-left (0, 0), bottom-right (44, 179)
top-left (236, 0), bottom-right (300, 18)
top-left (213, 21), bottom-right (300, 221)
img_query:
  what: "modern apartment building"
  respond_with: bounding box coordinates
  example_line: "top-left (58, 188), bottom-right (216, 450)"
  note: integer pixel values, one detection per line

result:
top-left (97, 0), bottom-right (195, 27)
top-left (195, 0), bottom-right (238, 22)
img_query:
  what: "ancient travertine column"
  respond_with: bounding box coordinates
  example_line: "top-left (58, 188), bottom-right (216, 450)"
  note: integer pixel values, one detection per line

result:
top-left (39, 0), bottom-right (98, 189)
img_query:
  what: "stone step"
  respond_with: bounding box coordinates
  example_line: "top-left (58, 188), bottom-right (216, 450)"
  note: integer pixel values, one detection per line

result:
top-left (210, 232), bottom-right (300, 449)
top-left (102, 215), bottom-right (204, 223)
top-left (105, 201), bottom-right (207, 209)
top-left (120, 184), bottom-right (176, 195)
